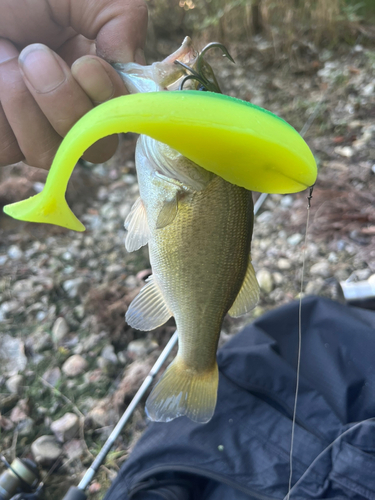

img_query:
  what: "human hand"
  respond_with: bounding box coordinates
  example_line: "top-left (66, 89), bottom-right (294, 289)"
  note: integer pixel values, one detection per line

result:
top-left (0, 0), bottom-right (148, 169)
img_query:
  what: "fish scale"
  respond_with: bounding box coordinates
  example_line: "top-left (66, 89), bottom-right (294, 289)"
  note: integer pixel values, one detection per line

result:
top-left (126, 134), bottom-right (258, 423)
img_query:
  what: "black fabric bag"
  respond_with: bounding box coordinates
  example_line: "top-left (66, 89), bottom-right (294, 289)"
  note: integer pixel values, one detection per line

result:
top-left (104, 297), bottom-right (375, 500)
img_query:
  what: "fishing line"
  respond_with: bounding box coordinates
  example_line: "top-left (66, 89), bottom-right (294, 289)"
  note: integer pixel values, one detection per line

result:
top-left (286, 185), bottom-right (313, 500)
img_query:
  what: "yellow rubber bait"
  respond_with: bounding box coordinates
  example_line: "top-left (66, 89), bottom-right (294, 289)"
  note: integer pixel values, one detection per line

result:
top-left (4, 91), bottom-right (317, 231)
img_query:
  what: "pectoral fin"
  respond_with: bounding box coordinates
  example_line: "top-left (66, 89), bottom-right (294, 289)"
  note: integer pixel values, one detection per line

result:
top-left (156, 196), bottom-right (178, 229)
top-left (125, 275), bottom-right (172, 330)
top-left (124, 197), bottom-right (149, 252)
top-left (228, 258), bottom-right (260, 317)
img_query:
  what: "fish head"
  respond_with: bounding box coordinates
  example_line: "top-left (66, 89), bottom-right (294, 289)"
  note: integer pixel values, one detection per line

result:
top-left (113, 37), bottom-right (223, 94)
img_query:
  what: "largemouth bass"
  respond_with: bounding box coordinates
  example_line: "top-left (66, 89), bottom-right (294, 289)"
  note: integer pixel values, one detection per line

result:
top-left (120, 38), bottom-right (260, 423)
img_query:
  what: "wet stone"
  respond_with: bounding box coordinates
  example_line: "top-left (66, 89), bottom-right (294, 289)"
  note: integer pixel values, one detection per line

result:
top-left (51, 412), bottom-right (80, 443)
top-left (31, 435), bottom-right (62, 466)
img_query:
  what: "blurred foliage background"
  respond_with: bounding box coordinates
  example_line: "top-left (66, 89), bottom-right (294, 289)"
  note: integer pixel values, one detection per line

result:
top-left (145, 0), bottom-right (375, 59)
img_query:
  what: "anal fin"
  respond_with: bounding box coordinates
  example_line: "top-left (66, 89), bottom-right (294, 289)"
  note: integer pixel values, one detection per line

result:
top-left (228, 258), bottom-right (260, 317)
top-left (125, 275), bottom-right (172, 330)
top-left (146, 354), bottom-right (218, 423)
top-left (124, 197), bottom-right (149, 252)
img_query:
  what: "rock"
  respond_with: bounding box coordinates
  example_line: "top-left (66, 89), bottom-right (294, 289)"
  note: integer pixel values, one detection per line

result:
top-left (0, 393), bottom-right (19, 413)
top-left (272, 272), bottom-right (283, 285)
top-left (10, 399), bottom-right (30, 423)
top-left (127, 338), bottom-right (159, 358)
top-left (305, 279), bottom-right (325, 296)
top-left (62, 355), bottom-right (88, 377)
top-left (51, 412), bottom-right (80, 443)
top-left (106, 264), bottom-right (124, 280)
top-left (287, 233), bottom-right (303, 246)
top-left (42, 367), bottom-right (61, 387)
top-left (16, 417), bottom-right (35, 437)
top-left (277, 258), bottom-right (291, 270)
top-left (257, 211), bottom-right (273, 223)
top-left (334, 146), bottom-right (354, 158)
top-left (62, 278), bottom-right (90, 298)
top-left (31, 435), bottom-right (62, 466)
top-left (362, 82), bottom-right (374, 96)
top-left (5, 374), bottom-right (24, 394)
top-left (0, 335), bottom-right (27, 376)
top-left (7, 245), bottom-right (23, 260)
top-left (100, 345), bottom-right (118, 364)
top-left (310, 261), bottom-right (331, 278)
top-left (31, 331), bottom-right (54, 352)
top-left (63, 439), bottom-right (84, 460)
top-left (52, 317), bottom-right (70, 343)
top-left (280, 195), bottom-right (294, 207)
top-left (256, 269), bottom-right (273, 294)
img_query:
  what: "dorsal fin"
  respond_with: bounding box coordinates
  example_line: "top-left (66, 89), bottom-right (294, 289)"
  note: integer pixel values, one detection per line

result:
top-left (228, 258), bottom-right (260, 317)
top-left (124, 197), bottom-right (150, 252)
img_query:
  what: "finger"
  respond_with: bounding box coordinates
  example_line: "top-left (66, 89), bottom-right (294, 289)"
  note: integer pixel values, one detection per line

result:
top-left (71, 55), bottom-right (128, 104)
top-left (48, 0), bottom-right (148, 63)
top-left (0, 38), bottom-right (62, 169)
top-left (0, 103), bottom-right (24, 167)
top-left (19, 43), bottom-right (118, 163)
top-left (57, 34), bottom-right (96, 67)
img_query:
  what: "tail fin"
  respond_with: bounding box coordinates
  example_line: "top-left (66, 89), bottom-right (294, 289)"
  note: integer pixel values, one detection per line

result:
top-left (146, 356), bottom-right (218, 423)
top-left (3, 192), bottom-right (85, 232)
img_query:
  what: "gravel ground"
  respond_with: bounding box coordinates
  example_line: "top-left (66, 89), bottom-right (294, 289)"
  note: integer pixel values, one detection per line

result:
top-left (0, 39), bottom-right (374, 499)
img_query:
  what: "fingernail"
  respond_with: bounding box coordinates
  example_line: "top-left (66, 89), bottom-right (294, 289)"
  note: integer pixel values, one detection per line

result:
top-left (19, 44), bottom-right (65, 93)
top-left (72, 57), bottom-right (114, 103)
top-left (135, 48), bottom-right (146, 65)
top-left (0, 40), bottom-right (19, 64)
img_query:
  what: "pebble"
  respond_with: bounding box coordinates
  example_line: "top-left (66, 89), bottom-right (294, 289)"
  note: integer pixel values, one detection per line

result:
top-left (310, 261), bottom-right (331, 278)
top-left (257, 211), bottom-right (273, 223)
top-left (272, 272), bottom-right (283, 285)
top-left (42, 367), bottom-right (61, 387)
top-left (277, 258), bottom-right (291, 270)
top-left (256, 269), bottom-right (274, 294)
top-left (51, 412), bottom-right (80, 442)
top-left (31, 435), bottom-right (62, 466)
top-left (62, 277), bottom-right (89, 298)
top-left (62, 355), bottom-right (88, 377)
top-left (31, 331), bottom-right (54, 352)
top-left (0, 334), bottom-right (27, 376)
top-left (287, 233), bottom-right (303, 246)
top-left (127, 338), bottom-right (159, 358)
top-left (7, 245), bottom-right (23, 260)
top-left (52, 317), bottom-right (70, 344)
top-left (0, 393), bottom-right (19, 413)
top-left (16, 417), bottom-right (35, 437)
top-left (5, 374), bottom-right (24, 394)
top-left (334, 146), bottom-right (354, 158)
top-left (305, 279), bottom-right (325, 295)
top-left (101, 345), bottom-right (118, 364)
top-left (280, 195), bottom-right (293, 207)
top-left (63, 439), bottom-right (85, 460)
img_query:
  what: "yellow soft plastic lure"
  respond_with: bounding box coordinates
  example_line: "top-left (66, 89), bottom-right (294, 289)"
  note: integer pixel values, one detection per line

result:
top-left (4, 91), bottom-right (317, 231)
